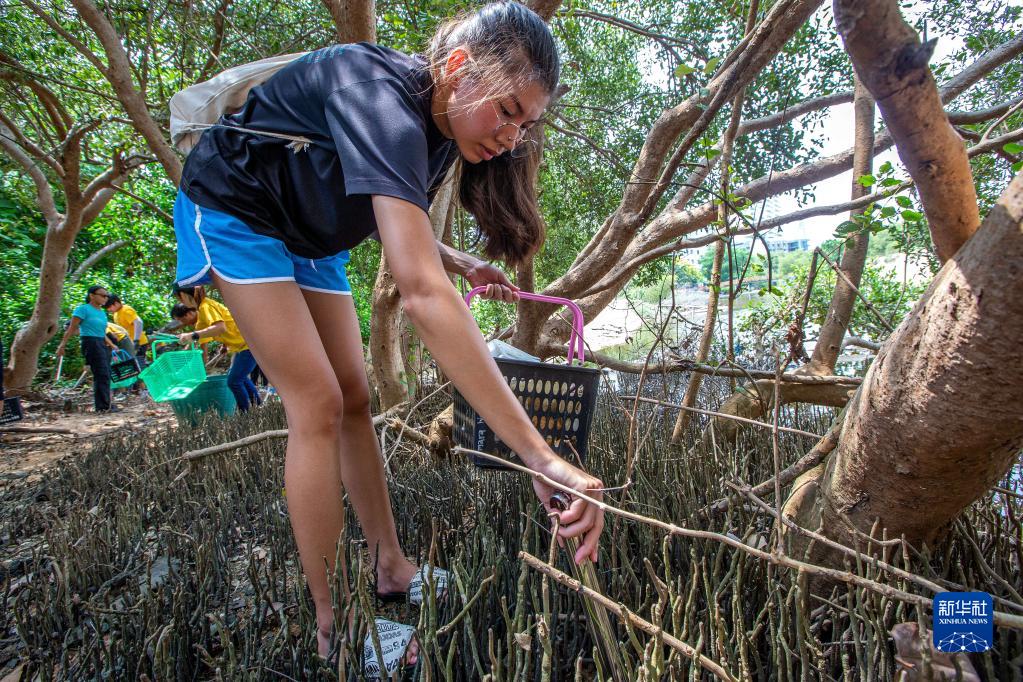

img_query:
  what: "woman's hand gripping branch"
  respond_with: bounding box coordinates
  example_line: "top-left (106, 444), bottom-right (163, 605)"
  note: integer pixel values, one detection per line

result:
top-left (530, 455), bottom-right (604, 564)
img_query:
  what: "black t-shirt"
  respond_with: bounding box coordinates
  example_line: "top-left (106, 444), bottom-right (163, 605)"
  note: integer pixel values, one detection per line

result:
top-left (180, 43), bottom-right (459, 259)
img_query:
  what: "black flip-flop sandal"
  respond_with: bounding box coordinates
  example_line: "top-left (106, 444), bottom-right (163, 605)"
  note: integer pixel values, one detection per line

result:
top-left (375, 564), bottom-right (449, 606)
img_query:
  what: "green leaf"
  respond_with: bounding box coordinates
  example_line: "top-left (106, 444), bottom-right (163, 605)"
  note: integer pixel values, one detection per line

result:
top-left (857, 174), bottom-right (876, 187)
top-left (880, 178), bottom-right (902, 187)
top-left (674, 63), bottom-right (697, 77)
top-left (1013, 160), bottom-right (1023, 173)
top-left (895, 195), bottom-right (913, 208)
top-left (1003, 142), bottom-right (1023, 155)
top-left (703, 57), bottom-right (721, 74)
top-left (704, 148), bottom-right (721, 158)
top-left (835, 220), bottom-right (859, 236)
top-left (879, 161), bottom-right (894, 174)
top-left (880, 206), bottom-right (897, 218)
top-left (901, 209), bottom-right (924, 221)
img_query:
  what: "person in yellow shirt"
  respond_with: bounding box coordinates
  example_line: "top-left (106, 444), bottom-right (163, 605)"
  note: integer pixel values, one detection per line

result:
top-left (103, 295), bottom-right (148, 355)
top-left (105, 322), bottom-right (135, 356)
top-left (171, 284), bottom-right (261, 411)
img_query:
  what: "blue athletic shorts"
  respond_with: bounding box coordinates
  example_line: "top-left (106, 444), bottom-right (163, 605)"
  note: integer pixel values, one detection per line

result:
top-left (173, 191), bottom-right (351, 295)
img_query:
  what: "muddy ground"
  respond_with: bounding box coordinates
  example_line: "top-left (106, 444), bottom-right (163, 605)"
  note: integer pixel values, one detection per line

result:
top-left (0, 387), bottom-right (176, 485)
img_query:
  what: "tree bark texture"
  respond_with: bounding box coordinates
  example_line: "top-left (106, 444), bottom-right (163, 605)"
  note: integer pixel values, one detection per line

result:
top-left (5, 225), bottom-right (76, 392)
top-left (833, 0), bottom-right (979, 264)
top-left (321, 0), bottom-right (376, 44)
top-left (369, 175), bottom-right (456, 408)
top-left (704, 380), bottom-right (854, 445)
top-left (805, 76), bottom-right (874, 374)
top-left (0, 74), bottom-right (139, 390)
top-left (369, 257), bottom-right (406, 408)
top-left (527, 0), bottom-right (563, 22)
top-left (790, 170), bottom-right (1023, 553)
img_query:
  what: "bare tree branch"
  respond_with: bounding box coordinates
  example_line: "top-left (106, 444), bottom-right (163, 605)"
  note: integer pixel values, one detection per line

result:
top-left (546, 343), bottom-right (861, 384)
top-left (589, 121), bottom-right (1023, 291)
top-left (938, 32), bottom-right (1023, 103)
top-left (527, 12), bottom-right (1023, 357)
top-left (738, 91), bottom-right (855, 136)
top-left (0, 106), bottom-right (62, 176)
top-left (527, 0), bottom-right (564, 22)
top-left (0, 120), bottom-right (60, 226)
top-left (67, 240), bottom-right (129, 285)
top-left (20, 0), bottom-right (109, 75)
top-left (543, 0), bottom-right (825, 316)
top-left (80, 157), bottom-right (150, 226)
top-left (69, 0), bottom-right (183, 185)
top-left (835, 0), bottom-right (978, 263)
top-left (843, 336), bottom-right (880, 352)
top-left (111, 184), bottom-right (173, 224)
top-left (320, 0), bottom-right (376, 43)
top-left (947, 96), bottom-right (1023, 125)
top-left (569, 9), bottom-right (705, 61)
top-left (197, 0), bottom-right (234, 82)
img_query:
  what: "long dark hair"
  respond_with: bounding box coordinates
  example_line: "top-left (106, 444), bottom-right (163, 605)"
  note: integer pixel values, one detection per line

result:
top-left (428, 1), bottom-right (559, 265)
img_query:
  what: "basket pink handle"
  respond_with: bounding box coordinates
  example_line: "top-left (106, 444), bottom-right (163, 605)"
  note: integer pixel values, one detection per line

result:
top-left (464, 287), bottom-right (586, 365)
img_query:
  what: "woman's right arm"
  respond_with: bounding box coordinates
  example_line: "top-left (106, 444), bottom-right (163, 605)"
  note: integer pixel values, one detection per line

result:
top-left (55, 317), bottom-right (82, 357)
top-left (373, 195), bottom-right (604, 562)
top-left (177, 321), bottom-right (226, 345)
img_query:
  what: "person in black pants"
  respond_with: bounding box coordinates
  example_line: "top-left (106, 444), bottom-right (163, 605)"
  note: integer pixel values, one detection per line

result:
top-left (55, 285), bottom-right (119, 412)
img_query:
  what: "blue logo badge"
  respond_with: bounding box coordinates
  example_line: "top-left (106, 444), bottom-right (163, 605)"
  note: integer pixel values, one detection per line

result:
top-left (933, 592), bottom-right (993, 653)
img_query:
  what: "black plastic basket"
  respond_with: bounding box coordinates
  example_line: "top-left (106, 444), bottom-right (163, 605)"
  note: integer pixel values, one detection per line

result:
top-left (110, 351), bottom-right (141, 383)
top-left (1, 396), bottom-right (24, 425)
top-left (453, 357), bottom-right (600, 469)
top-left (452, 289), bottom-right (600, 471)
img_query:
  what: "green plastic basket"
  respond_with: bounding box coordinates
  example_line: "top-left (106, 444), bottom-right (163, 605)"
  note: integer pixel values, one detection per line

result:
top-left (139, 335), bottom-right (206, 402)
top-left (170, 374), bottom-right (236, 426)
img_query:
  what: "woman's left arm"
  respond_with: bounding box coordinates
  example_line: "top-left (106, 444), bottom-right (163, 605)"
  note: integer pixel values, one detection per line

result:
top-left (436, 240), bottom-right (519, 302)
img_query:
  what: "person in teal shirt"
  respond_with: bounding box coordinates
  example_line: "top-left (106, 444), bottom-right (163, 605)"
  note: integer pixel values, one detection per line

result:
top-left (56, 285), bottom-right (119, 411)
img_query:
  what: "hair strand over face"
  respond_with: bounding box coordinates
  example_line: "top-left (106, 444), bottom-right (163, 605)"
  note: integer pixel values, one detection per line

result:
top-left (428, 1), bottom-right (558, 266)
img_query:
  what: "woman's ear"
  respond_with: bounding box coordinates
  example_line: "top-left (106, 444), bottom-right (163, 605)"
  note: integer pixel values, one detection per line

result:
top-left (443, 47), bottom-right (470, 85)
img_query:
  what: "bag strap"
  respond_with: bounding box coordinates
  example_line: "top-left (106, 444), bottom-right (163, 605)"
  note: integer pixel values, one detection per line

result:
top-left (180, 123), bottom-right (313, 153)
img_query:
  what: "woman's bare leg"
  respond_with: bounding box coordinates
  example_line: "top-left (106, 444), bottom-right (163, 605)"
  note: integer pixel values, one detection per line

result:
top-left (210, 274), bottom-right (417, 663)
top-left (209, 274), bottom-right (348, 653)
top-left (301, 289), bottom-right (418, 594)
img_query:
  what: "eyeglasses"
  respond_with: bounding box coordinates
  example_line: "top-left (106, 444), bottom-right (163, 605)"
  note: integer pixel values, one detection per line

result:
top-left (494, 121), bottom-right (538, 159)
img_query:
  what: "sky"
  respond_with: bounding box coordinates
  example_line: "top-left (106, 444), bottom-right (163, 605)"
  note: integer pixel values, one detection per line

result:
top-left (768, 5), bottom-right (964, 250)
top-left (633, 2), bottom-right (981, 258)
